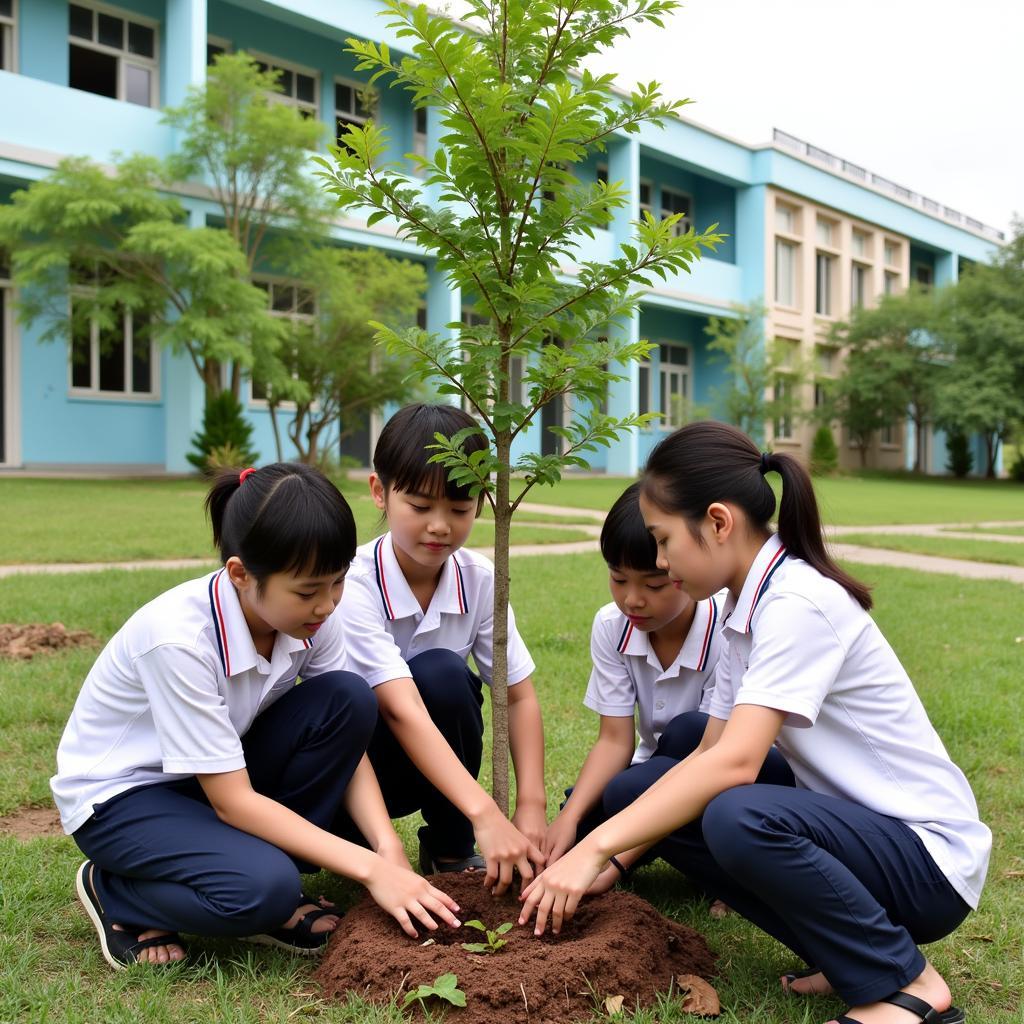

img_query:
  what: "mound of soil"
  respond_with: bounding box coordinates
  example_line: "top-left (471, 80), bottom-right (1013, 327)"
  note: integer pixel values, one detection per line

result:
top-left (315, 873), bottom-right (718, 1023)
top-left (0, 622), bottom-right (95, 660)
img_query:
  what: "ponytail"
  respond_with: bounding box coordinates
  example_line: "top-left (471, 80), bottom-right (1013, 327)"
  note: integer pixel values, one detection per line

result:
top-left (642, 422), bottom-right (871, 611)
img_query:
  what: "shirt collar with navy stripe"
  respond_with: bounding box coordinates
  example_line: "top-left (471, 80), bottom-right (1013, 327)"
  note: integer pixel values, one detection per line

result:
top-left (207, 568), bottom-right (313, 678)
top-left (372, 532), bottom-right (469, 623)
top-left (722, 533), bottom-right (788, 636)
top-left (615, 595), bottom-right (719, 672)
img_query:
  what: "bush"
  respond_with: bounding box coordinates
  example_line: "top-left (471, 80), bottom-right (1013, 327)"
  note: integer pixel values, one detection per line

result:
top-left (810, 425), bottom-right (838, 476)
top-left (945, 431), bottom-right (973, 479)
top-left (188, 390), bottom-right (259, 474)
top-left (1009, 453), bottom-right (1024, 483)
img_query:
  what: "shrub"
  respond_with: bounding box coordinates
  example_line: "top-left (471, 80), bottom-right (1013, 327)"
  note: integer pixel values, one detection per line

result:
top-left (188, 390), bottom-right (259, 474)
top-left (810, 425), bottom-right (839, 476)
top-left (945, 431), bottom-right (973, 479)
top-left (1009, 453), bottom-right (1024, 482)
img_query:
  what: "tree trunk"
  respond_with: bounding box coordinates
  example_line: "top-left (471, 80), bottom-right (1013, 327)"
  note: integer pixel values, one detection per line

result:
top-left (985, 434), bottom-right (998, 478)
top-left (490, 433), bottom-right (512, 817)
top-left (202, 358), bottom-right (222, 404)
top-left (230, 362), bottom-right (242, 401)
top-left (859, 443), bottom-right (868, 468)
top-left (268, 401), bottom-right (283, 462)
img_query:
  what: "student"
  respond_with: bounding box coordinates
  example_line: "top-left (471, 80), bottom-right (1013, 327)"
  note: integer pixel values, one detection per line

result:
top-left (543, 482), bottom-right (792, 868)
top-left (520, 422), bottom-right (990, 1024)
top-left (52, 463), bottom-right (460, 970)
top-left (341, 404), bottom-right (546, 894)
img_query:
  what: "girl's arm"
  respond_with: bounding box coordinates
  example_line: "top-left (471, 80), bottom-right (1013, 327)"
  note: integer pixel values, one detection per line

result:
top-left (507, 677), bottom-right (548, 853)
top-left (341, 754), bottom-right (412, 870)
top-left (519, 704), bottom-right (786, 935)
top-left (198, 768), bottom-right (460, 938)
top-left (374, 676), bottom-right (545, 893)
top-left (544, 714), bottom-right (635, 864)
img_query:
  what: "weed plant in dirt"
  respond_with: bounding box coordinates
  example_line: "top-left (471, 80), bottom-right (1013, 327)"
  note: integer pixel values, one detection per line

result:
top-left (315, 872), bottom-right (719, 1023)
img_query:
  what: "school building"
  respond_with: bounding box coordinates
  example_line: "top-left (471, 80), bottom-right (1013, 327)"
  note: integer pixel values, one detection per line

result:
top-left (0, 0), bottom-right (1004, 475)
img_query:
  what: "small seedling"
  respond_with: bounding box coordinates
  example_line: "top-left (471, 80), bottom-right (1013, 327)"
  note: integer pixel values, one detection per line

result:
top-left (460, 919), bottom-right (513, 954)
top-left (402, 972), bottom-right (467, 1012)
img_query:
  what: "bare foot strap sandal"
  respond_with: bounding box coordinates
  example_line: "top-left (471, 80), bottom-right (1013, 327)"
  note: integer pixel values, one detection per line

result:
top-left (417, 826), bottom-right (486, 874)
top-left (244, 901), bottom-right (339, 956)
top-left (837, 991), bottom-right (966, 1024)
top-left (75, 860), bottom-right (187, 970)
top-left (781, 965), bottom-right (823, 993)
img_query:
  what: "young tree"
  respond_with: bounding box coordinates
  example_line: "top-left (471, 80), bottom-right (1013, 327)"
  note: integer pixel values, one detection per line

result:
top-left (318, 0), bottom-right (723, 812)
top-left (703, 301), bottom-right (806, 439)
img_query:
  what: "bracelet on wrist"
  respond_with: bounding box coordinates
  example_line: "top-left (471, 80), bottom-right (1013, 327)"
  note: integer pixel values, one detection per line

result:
top-left (608, 855), bottom-right (629, 878)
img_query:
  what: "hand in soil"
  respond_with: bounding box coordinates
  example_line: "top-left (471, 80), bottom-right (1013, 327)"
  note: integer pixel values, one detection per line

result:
top-left (518, 840), bottom-right (605, 935)
top-left (365, 859), bottom-right (461, 938)
top-left (541, 809), bottom-right (579, 864)
top-left (473, 806), bottom-right (545, 895)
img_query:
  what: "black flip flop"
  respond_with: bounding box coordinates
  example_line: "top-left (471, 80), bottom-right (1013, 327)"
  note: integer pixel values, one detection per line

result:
top-left (837, 990), bottom-right (965, 1024)
top-left (417, 825), bottom-right (486, 874)
top-left (243, 895), bottom-right (340, 956)
top-left (75, 860), bottom-right (187, 970)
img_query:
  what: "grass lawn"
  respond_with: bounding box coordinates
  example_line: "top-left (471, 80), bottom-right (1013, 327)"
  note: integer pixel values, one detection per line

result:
top-left (0, 556), bottom-right (1020, 1022)
top-left (0, 479), bottom-right (592, 564)
top-left (530, 473), bottom-right (1024, 526)
top-left (835, 533), bottom-right (1024, 567)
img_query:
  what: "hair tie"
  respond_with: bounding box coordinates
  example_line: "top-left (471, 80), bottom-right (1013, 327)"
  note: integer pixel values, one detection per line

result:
top-left (239, 467), bottom-right (256, 484)
top-left (759, 451), bottom-right (772, 475)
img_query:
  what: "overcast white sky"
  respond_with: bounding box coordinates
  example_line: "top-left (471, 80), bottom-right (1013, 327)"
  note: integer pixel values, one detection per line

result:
top-left (585, 0), bottom-right (1022, 237)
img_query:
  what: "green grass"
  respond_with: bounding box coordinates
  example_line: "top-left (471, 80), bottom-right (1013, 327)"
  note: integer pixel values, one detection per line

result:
top-left (530, 472), bottom-right (1024, 526)
top-left (945, 525), bottom-right (1024, 538)
top-left (835, 533), bottom-right (1024, 568)
top-left (0, 556), bottom-right (1020, 1022)
top-left (0, 479), bottom-right (593, 564)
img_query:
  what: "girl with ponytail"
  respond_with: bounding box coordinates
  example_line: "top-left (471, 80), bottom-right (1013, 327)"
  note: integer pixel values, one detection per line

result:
top-left (521, 422), bottom-right (989, 1024)
top-left (53, 463), bottom-right (459, 971)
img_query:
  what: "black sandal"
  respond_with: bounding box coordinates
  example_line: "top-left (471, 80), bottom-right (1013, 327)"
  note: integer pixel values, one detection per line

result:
top-left (243, 894), bottom-right (340, 956)
top-left (781, 965), bottom-right (825, 993)
top-left (75, 860), bottom-right (187, 970)
top-left (837, 991), bottom-right (965, 1024)
top-left (417, 826), bottom-right (486, 874)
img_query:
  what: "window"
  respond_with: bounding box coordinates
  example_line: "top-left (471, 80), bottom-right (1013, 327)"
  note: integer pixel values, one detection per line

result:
top-left (1, 0), bottom-right (15, 72)
top-left (335, 78), bottom-right (376, 142)
top-left (773, 375), bottom-right (793, 439)
top-left (254, 56), bottom-right (317, 119)
top-left (206, 35), bottom-right (230, 67)
top-left (774, 239), bottom-right (798, 306)
top-left (815, 251), bottom-right (836, 316)
top-left (851, 262), bottom-right (869, 308)
top-left (883, 240), bottom-right (900, 267)
top-left (412, 106), bottom-right (428, 173)
top-left (250, 278), bottom-right (316, 402)
top-left (884, 271), bottom-right (899, 296)
top-left (660, 187), bottom-right (692, 235)
top-left (816, 345), bottom-right (837, 375)
top-left (68, 3), bottom-right (157, 107)
top-left (915, 264), bottom-right (933, 288)
top-left (816, 218), bottom-right (836, 247)
top-left (637, 360), bottom-right (651, 416)
top-left (814, 381), bottom-right (829, 410)
top-left (658, 344), bottom-right (690, 429)
top-left (880, 423), bottom-right (900, 446)
top-left (775, 202), bottom-right (797, 234)
top-left (851, 230), bottom-right (870, 258)
top-left (638, 180), bottom-right (652, 218)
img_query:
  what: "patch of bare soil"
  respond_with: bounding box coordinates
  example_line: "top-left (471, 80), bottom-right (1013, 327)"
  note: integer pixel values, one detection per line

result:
top-left (0, 622), bottom-right (95, 660)
top-left (315, 873), bottom-right (719, 1023)
top-left (0, 805), bottom-right (64, 840)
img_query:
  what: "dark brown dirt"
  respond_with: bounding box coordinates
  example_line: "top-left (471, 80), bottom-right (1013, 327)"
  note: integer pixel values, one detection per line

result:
top-left (315, 873), bottom-right (719, 1023)
top-left (0, 805), bottom-right (64, 840)
top-left (0, 622), bottom-right (95, 659)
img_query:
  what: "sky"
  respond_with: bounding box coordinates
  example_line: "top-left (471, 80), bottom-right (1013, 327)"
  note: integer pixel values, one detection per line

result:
top-left (584, 0), bottom-right (1022, 237)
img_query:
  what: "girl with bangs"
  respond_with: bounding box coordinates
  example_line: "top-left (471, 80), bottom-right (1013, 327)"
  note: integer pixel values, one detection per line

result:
top-left (341, 404), bottom-right (547, 895)
top-left (53, 463), bottom-right (460, 971)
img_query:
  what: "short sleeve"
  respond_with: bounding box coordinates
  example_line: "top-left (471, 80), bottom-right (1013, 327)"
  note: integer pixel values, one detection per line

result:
top-left (300, 608), bottom-right (347, 678)
top-left (338, 577), bottom-right (412, 687)
top-left (134, 645), bottom-right (245, 774)
top-left (583, 613), bottom-right (637, 717)
top-left (470, 580), bottom-right (535, 687)
top-left (734, 595), bottom-right (847, 727)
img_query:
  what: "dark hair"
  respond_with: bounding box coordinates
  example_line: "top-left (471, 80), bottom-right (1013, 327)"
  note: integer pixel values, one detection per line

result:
top-left (642, 421), bottom-right (871, 610)
top-left (600, 482), bottom-right (661, 572)
top-left (373, 403), bottom-right (488, 503)
top-left (205, 463), bottom-right (356, 583)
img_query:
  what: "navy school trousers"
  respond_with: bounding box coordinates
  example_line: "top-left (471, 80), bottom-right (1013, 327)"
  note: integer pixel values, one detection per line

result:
top-left (73, 671), bottom-right (378, 937)
top-left (368, 648), bottom-right (484, 860)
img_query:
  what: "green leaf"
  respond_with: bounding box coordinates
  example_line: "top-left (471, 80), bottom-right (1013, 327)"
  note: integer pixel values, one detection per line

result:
top-left (462, 920), bottom-right (486, 932)
top-left (460, 942), bottom-right (488, 953)
top-left (495, 922), bottom-right (514, 935)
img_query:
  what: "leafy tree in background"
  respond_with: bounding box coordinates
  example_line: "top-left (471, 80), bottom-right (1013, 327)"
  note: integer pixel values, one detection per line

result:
top-left (188, 390), bottom-right (260, 472)
top-left (703, 301), bottom-right (806, 440)
top-left (809, 424), bottom-right (838, 476)
top-left (319, 0), bottom-right (722, 812)
top-left (944, 430), bottom-right (973, 479)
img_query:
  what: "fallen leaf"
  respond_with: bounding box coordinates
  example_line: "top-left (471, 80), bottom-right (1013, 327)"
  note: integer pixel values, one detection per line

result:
top-left (604, 994), bottom-right (624, 1016)
top-left (420, 938), bottom-right (435, 946)
top-left (678, 975), bottom-right (720, 1016)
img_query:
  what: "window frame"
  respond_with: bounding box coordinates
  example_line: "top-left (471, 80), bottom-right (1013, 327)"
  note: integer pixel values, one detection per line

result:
top-left (67, 1), bottom-right (160, 108)
top-left (206, 34), bottom-right (231, 68)
top-left (638, 178), bottom-right (653, 218)
top-left (850, 261), bottom-right (869, 309)
top-left (334, 74), bottom-right (377, 143)
top-left (659, 186), bottom-right (693, 236)
top-left (657, 342), bottom-right (691, 430)
top-left (772, 373), bottom-right (794, 440)
top-left (1, 0), bottom-right (17, 73)
top-left (248, 275), bottom-right (317, 407)
top-left (815, 250), bottom-right (837, 317)
top-left (880, 422), bottom-right (900, 448)
top-left (250, 50), bottom-right (319, 121)
top-left (774, 237), bottom-right (799, 308)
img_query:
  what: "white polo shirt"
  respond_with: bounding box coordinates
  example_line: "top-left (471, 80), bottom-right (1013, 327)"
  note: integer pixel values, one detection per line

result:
top-left (51, 569), bottom-right (347, 835)
top-left (584, 595), bottom-right (723, 764)
top-left (707, 534), bottom-right (991, 909)
top-left (341, 533), bottom-right (535, 688)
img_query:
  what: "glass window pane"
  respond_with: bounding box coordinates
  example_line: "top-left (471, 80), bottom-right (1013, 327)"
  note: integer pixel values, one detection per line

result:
top-left (415, 107), bottom-right (427, 134)
top-left (98, 313), bottom-right (126, 392)
top-left (69, 5), bottom-right (93, 40)
top-left (69, 44), bottom-right (118, 99)
top-left (296, 289), bottom-right (315, 315)
top-left (131, 315), bottom-right (152, 393)
top-left (97, 13), bottom-right (124, 50)
top-left (278, 68), bottom-right (294, 97)
top-left (128, 22), bottom-right (155, 58)
top-left (335, 82), bottom-right (352, 113)
top-left (0, 0), bottom-right (11, 18)
top-left (297, 74), bottom-right (315, 104)
top-left (124, 64), bottom-right (151, 107)
top-left (638, 365), bottom-right (649, 416)
top-left (207, 43), bottom-right (225, 66)
top-left (271, 284), bottom-right (294, 312)
top-left (71, 318), bottom-right (93, 389)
